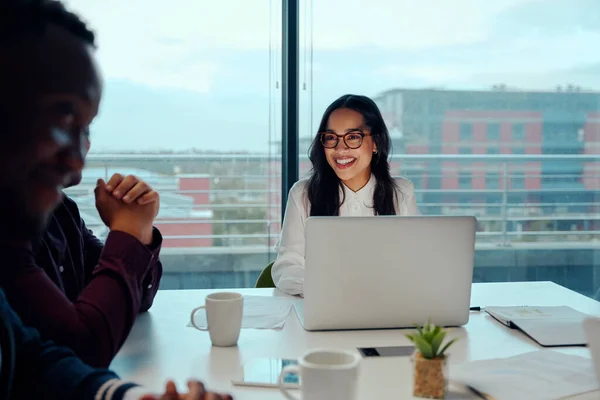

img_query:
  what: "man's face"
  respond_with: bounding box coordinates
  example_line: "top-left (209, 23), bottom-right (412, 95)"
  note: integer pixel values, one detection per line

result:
top-left (0, 24), bottom-right (102, 240)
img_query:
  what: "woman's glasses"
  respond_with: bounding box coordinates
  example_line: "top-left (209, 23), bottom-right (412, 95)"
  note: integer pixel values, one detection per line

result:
top-left (319, 131), bottom-right (371, 149)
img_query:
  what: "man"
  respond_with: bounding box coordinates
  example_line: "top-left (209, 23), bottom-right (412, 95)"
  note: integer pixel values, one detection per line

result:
top-left (0, 0), bottom-right (163, 368)
top-left (0, 1), bottom-right (232, 398)
top-left (0, 288), bottom-right (230, 399)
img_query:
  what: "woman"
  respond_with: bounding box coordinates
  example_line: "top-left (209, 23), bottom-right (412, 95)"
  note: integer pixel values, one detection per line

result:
top-left (272, 94), bottom-right (420, 296)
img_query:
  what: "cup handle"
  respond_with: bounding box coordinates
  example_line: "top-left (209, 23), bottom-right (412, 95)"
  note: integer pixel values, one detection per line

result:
top-left (190, 306), bottom-right (206, 330)
top-left (279, 365), bottom-right (301, 400)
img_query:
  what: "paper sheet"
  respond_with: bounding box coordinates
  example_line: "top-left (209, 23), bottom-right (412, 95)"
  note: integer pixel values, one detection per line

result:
top-left (187, 295), bottom-right (294, 330)
top-left (450, 350), bottom-right (599, 400)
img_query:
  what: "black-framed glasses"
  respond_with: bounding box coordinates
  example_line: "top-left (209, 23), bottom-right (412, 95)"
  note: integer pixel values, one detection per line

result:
top-left (319, 131), bottom-right (371, 149)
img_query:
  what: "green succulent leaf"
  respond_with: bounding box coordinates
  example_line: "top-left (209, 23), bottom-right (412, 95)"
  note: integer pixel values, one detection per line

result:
top-left (423, 327), bottom-right (431, 340)
top-left (414, 323), bottom-right (424, 337)
top-left (425, 325), bottom-right (441, 343)
top-left (430, 331), bottom-right (446, 357)
top-left (409, 319), bottom-right (457, 359)
top-left (414, 336), bottom-right (434, 359)
top-left (439, 338), bottom-right (458, 357)
top-left (426, 320), bottom-right (434, 333)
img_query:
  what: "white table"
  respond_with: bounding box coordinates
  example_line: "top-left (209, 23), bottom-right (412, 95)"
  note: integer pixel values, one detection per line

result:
top-left (110, 282), bottom-right (600, 399)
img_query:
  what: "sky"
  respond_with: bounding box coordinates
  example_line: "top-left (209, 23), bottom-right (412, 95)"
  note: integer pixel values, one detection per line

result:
top-left (63, 0), bottom-right (600, 153)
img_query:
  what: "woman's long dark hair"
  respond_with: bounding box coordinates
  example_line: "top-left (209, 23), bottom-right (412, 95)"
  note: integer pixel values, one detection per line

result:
top-left (307, 94), bottom-right (400, 216)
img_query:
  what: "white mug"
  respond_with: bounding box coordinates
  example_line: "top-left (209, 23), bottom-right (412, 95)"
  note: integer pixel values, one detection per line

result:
top-left (190, 292), bottom-right (243, 347)
top-left (278, 349), bottom-right (361, 400)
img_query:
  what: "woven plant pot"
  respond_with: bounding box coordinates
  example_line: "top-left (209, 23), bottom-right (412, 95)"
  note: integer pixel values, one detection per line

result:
top-left (412, 352), bottom-right (447, 399)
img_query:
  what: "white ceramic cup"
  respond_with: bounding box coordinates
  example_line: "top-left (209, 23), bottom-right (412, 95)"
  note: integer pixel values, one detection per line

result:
top-left (278, 349), bottom-right (361, 400)
top-left (189, 292), bottom-right (243, 347)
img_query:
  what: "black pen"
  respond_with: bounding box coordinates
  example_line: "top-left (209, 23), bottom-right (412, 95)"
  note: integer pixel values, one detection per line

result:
top-left (470, 306), bottom-right (481, 311)
top-left (467, 384), bottom-right (490, 399)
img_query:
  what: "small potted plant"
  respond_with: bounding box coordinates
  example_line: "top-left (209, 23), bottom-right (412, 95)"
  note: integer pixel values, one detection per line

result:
top-left (406, 320), bottom-right (457, 399)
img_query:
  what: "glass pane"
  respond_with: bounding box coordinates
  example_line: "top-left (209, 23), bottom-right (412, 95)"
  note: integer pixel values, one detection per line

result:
top-left (62, 0), bottom-right (282, 289)
top-left (301, 0), bottom-right (600, 299)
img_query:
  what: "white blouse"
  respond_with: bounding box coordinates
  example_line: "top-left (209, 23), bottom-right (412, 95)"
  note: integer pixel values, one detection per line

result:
top-left (271, 175), bottom-right (420, 296)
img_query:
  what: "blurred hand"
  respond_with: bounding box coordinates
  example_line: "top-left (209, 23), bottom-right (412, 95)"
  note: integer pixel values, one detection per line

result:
top-left (139, 380), bottom-right (233, 400)
top-left (105, 173), bottom-right (160, 206)
top-left (95, 178), bottom-right (159, 245)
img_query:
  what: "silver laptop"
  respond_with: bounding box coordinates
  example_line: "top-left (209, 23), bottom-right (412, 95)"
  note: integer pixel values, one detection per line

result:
top-left (584, 317), bottom-right (600, 383)
top-left (295, 215), bottom-right (476, 331)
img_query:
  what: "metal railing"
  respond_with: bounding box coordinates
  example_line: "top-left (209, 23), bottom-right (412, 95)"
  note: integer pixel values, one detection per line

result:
top-left (67, 153), bottom-right (600, 251)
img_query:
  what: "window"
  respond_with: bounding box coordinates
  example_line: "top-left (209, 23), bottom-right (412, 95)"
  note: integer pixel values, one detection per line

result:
top-left (487, 123), bottom-right (500, 141)
top-left (512, 123), bottom-right (526, 141)
top-left (546, 123), bottom-right (579, 143)
top-left (459, 174), bottom-right (472, 189)
top-left (64, 0), bottom-right (282, 290)
top-left (511, 173), bottom-right (525, 189)
top-left (460, 123), bottom-right (472, 141)
top-left (61, 1), bottom-right (600, 299)
top-left (542, 176), bottom-right (580, 185)
top-left (301, 0), bottom-right (600, 299)
top-left (545, 146), bottom-right (581, 155)
top-left (486, 173), bottom-right (500, 189)
top-left (430, 123), bottom-right (443, 141)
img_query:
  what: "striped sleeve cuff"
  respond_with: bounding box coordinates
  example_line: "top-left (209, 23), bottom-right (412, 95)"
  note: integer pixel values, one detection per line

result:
top-left (94, 379), bottom-right (144, 400)
top-left (121, 386), bottom-right (153, 400)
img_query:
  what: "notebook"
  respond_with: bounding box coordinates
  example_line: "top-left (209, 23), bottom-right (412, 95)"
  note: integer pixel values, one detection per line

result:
top-left (485, 306), bottom-right (589, 347)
